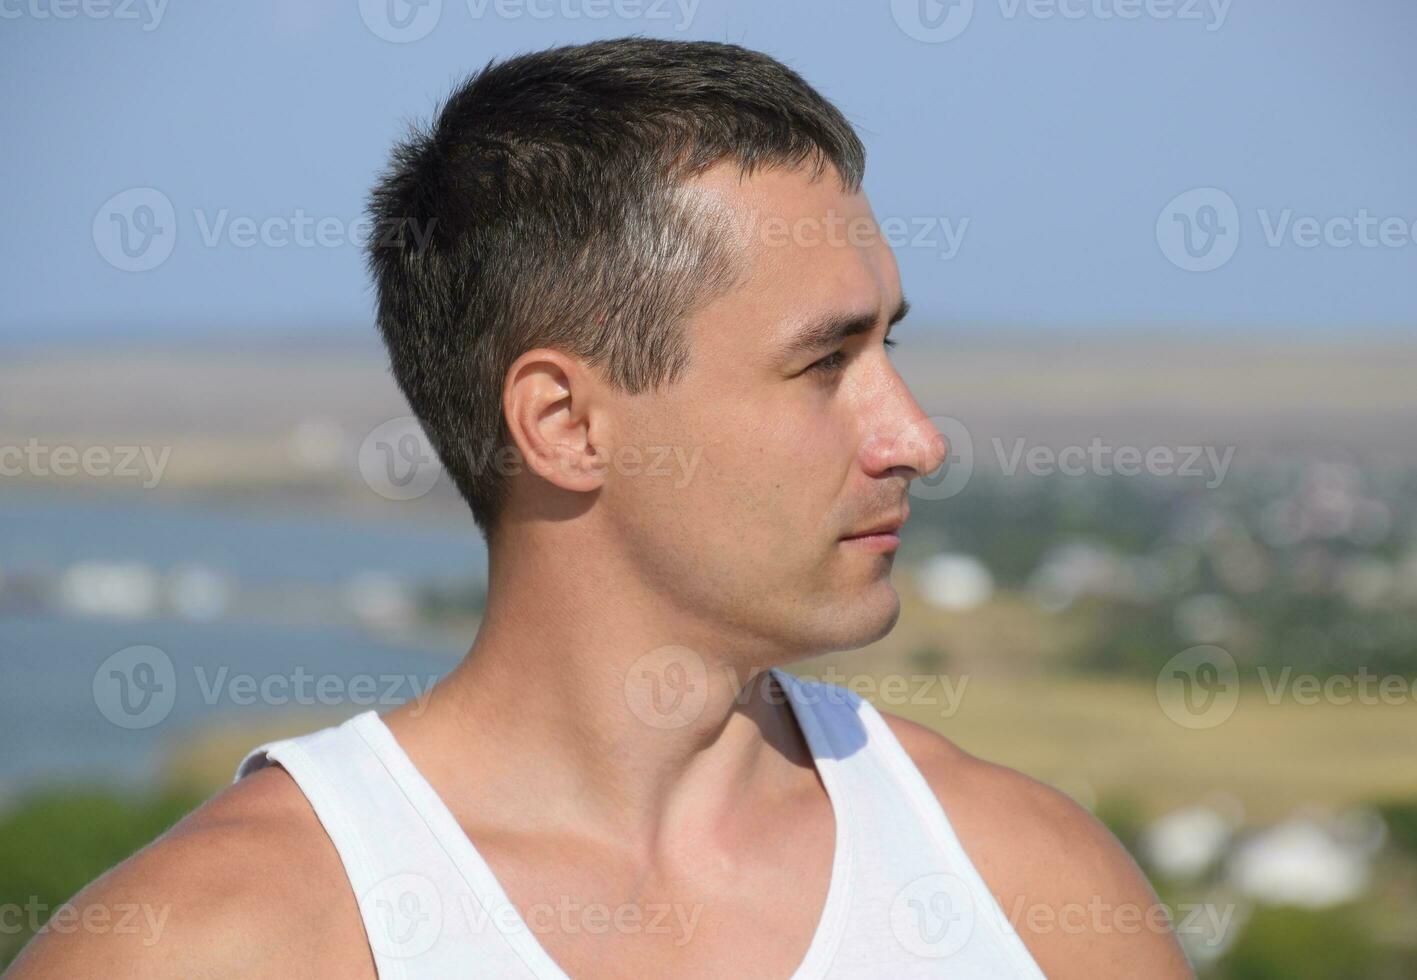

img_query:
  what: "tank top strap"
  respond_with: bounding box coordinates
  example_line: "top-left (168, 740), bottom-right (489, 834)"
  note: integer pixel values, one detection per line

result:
top-left (769, 668), bottom-right (1048, 979)
top-left (234, 713), bottom-right (546, 978)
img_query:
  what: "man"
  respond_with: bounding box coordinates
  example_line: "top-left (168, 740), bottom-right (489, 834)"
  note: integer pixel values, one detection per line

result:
top-left (10, 38), bottom-right (1192, 979)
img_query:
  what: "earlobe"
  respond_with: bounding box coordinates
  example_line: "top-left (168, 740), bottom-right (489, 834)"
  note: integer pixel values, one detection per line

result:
top-left (533, 442), bottom-right (607, 491)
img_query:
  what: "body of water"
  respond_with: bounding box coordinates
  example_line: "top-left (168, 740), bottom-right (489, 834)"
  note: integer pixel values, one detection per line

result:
top-left (0, 492), bottom-right (482, 799)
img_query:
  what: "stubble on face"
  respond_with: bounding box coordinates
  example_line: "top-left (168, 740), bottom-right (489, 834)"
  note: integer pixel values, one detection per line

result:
top-left (599, 160), bottom-right (911, 660)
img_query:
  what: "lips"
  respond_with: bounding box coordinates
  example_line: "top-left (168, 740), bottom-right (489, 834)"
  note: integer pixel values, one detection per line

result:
top-left (842, 512), bottom-right (908, 539)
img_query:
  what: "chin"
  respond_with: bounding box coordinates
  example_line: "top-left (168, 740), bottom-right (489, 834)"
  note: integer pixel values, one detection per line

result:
top-left (812, 581), bottom-right (902, 653)
top-left (861, 588), bottom-right (903, 644)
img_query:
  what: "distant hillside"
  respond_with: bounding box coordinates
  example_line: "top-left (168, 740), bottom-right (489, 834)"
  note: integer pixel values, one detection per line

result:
top-left (2, 333), bottom-right (1411, 515)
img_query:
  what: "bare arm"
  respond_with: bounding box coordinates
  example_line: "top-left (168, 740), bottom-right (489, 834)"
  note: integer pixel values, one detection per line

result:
top-left (4, 766), bottom-right (370, 980)
top-left (881, 713), bottom-right (1196, 980)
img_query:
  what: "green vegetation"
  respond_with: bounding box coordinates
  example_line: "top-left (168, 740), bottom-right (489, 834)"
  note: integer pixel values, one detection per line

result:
top-left (0, 785), bottom-right (206, 968)
top-left (905, 466), bottom-right (1417, 681)
top-left (1217, 905), bottom-right (1379, 980)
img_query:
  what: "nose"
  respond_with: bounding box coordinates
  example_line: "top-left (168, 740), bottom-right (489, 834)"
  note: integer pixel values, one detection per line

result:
top-left (857, 383), bottom-right (949, 480)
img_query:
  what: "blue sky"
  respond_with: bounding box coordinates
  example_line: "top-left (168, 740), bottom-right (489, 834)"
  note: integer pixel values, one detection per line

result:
top-left (2, 0), bottom-right (1414, 341)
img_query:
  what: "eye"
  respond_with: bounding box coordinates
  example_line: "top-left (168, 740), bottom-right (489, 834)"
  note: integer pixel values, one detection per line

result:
top-left (808, 349), bottom-right (848, 375)
top-left (808, 336), bottom-right (899, 377)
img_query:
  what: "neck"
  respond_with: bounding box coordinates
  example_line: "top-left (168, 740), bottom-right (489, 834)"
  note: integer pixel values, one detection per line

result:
top-left (385, 523), bottom-right (817, 861)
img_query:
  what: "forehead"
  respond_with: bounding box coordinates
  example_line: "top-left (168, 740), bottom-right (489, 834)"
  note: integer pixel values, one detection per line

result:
top-left (679, 161), bottom-right (901, 364)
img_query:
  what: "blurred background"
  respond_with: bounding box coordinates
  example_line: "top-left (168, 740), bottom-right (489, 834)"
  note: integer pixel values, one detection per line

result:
top-left (3, 1), bottom-right (1416, 975)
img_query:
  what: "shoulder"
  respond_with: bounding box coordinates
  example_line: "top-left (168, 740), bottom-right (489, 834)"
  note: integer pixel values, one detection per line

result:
top-left (6, 764), bottom-right (371, 980)
top-left (877, 711), bottom-right (1195, 980)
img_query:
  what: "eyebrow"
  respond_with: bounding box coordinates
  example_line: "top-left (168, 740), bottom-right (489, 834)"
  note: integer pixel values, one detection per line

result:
top-left (774, 296), bottom-right (911, 360)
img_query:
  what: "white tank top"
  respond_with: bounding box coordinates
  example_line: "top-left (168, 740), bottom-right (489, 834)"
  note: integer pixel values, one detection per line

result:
top-left (233, 668), bottom-right (1047, 979)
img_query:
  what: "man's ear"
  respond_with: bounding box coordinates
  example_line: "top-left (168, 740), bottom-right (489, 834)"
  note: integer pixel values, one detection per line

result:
top-left (501, 348), bottom-right (610, 495)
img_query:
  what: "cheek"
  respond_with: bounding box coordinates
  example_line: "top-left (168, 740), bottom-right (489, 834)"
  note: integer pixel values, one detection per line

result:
top-left (691, 402), bottom-right (844, 534)
top-left (624, 377), bottom-right (852, 539)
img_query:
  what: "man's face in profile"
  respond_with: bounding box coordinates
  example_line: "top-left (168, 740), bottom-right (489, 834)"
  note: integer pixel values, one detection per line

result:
top-left (600, 161), bottom-right (947, 659)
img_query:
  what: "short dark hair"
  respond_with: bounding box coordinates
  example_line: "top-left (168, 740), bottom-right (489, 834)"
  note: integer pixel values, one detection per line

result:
top-left (365, 37), bottom-right (865, 542)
